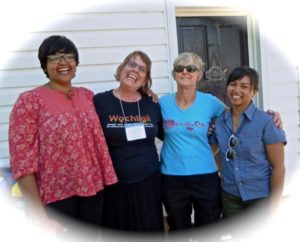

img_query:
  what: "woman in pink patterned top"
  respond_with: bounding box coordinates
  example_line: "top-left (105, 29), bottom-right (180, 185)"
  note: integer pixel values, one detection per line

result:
top-left (9, 35), bottom-right (118, 233)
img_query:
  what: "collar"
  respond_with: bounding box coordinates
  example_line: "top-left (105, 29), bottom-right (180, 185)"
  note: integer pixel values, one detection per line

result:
top-left (223, 101), bottom-right (257, 123)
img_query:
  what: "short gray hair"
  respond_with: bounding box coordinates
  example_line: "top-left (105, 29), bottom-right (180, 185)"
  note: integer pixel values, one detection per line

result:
top-left (172, 52), bottom-right (205, 79)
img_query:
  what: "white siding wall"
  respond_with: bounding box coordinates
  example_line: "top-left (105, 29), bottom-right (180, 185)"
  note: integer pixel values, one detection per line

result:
top-left (0, 0), bottom-right (172, 168)
top-left (1, 0), bottom-right (299, 197)
top-left (259, 30), bottom-right (300, 195)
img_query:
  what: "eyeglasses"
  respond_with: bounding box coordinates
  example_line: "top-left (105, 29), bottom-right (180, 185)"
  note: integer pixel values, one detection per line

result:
top-left (127, 60), bottom-right (147, 73)
top-left (174, 65), bottom-right (198, 73)
top-left (47, 54), bottom-right (76, 64)
top-left (226, 135), bottom-right (239, 161)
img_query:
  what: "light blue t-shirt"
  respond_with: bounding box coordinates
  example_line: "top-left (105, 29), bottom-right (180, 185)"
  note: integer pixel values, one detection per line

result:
top-left (160, 91), bottom-right (225, 175)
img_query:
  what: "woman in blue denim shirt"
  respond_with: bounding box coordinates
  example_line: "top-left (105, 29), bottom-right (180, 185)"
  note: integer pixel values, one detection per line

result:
top-left (210, 66), bottom-right (286, 218)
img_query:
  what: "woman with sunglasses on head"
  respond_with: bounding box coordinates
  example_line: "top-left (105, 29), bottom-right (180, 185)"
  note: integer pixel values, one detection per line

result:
top-left (93, 51), bottom-right (164, 232)
top-left (9, 35), bottom-right (118, 235)
top-left (210, 66), bottom-right (286, 219)
top-left (159, 52), bottom-right (226, 232)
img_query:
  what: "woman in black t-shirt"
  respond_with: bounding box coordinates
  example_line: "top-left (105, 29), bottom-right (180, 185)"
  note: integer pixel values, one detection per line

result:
top-left (93, 50), bottom-right (164, 232)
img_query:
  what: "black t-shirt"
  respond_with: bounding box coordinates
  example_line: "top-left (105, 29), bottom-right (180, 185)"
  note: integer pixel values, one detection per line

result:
top-left (93, 90), bottom-right (163, 183)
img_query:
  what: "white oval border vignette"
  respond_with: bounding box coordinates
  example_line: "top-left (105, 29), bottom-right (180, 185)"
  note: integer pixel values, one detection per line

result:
top-left (0, 0), bottom-right (299, 242)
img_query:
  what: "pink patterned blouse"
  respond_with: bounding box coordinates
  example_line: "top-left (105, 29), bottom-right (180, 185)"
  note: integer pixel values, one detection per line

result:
top-left (9, 86), bottom-right (118, 204)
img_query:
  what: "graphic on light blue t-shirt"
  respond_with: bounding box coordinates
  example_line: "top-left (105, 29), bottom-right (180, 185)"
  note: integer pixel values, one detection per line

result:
top-left (159, 91), bottom-right (225, 175)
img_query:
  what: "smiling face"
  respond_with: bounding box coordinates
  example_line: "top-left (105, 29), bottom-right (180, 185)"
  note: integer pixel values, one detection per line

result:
top-left (227, 75), bottom-right (257, 110)
top-left (45, 52), bottom-right (77, 86)
top-left (174, 60), bottom-right (203, 89)
top-left (226, 66), bottom-right (259, 111)
top-left (119, 55), bottom-right (148, 92)
top-left (172, 52), bottom-right (204, 90)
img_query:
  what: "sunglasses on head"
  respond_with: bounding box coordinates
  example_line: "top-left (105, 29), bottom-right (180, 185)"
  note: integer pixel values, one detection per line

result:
top-left (174, 65), bottom-right (198, 73)
top-left (226, 134), bottom-right (239, 161)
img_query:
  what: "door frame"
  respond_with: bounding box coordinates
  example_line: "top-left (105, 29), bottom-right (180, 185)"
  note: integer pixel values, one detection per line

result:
top-left (165, 6), bottom-right (263, 107)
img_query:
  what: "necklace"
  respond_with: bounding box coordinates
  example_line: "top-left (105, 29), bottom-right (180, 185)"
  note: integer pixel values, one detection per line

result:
top-left (232, 115), bottom-right (240, 133)
top-left (116, 88), bottom-right (142, 123)
top-left (115, 87), bottom-right (141, 102)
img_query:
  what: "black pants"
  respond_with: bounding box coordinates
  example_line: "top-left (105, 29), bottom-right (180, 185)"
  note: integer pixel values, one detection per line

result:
top-left (162, 172), bottom-right (221, 231)
top-left (46, 191), bottom-right (104, 227)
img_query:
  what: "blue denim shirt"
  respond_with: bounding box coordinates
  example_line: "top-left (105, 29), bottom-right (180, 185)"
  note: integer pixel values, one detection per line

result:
top-left (210, 102), bottom-right (286, 201)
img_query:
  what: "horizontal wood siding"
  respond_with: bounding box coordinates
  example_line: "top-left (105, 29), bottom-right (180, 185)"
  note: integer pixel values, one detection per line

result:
top-left (0, 1), bottom-right (171, 167)
top-left (1, 1), bottom-right (299, 192)
top-left (260, 38), bottom-right (300, 191)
